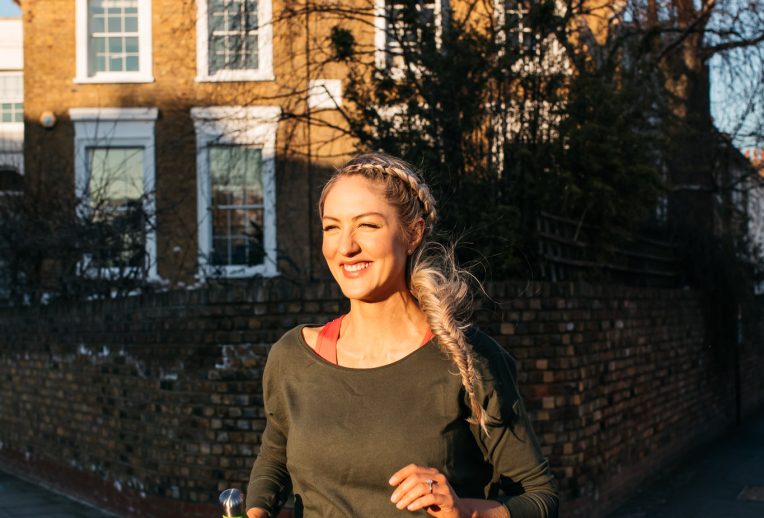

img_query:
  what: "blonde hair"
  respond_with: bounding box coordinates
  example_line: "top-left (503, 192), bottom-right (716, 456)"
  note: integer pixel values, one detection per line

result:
top-left (319, 152), bottom-right (488, 431)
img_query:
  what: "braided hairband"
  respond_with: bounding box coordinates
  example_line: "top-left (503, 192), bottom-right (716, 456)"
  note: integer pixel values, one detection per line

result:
top-left (341, 161), bottom-right (438, 231)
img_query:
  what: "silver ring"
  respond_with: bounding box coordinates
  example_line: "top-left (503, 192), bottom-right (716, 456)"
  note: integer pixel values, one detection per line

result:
top-left (425, 479), bottom-right (434, 494)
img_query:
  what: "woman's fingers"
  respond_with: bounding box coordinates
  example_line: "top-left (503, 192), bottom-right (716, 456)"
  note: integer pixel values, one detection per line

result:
top-left (405, 493), bottom-right (442, 513)
top-left (391, 475), bottom-right (437, 510)
top-left (389, 463), bottom-right (436, 486)
top-left (390, 470), bottom-right (437, 503)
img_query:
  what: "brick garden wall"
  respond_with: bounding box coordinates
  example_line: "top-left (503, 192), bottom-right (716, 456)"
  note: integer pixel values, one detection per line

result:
top-left (0, 280), bottom-right (761, 518)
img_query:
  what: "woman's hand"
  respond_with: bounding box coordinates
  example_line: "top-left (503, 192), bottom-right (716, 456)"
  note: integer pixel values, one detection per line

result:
top-left (389, 464), bottom-right (466, 517)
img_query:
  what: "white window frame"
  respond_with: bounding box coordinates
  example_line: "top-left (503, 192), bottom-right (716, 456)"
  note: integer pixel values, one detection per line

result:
top-left (0, 72), bottom-right (24, 176)
top-left (191, 106), bottom-right (280, 278)
top-left (374, 0), bottom-right (448, 76)
top-left (74, 0), bottom-right (154, 84)
top-left (195, 0), bottom-right (274, 82)
top-left (70, 107), bottom-right (158, 280)
top-left (493, 0), bottom-right (570, 75)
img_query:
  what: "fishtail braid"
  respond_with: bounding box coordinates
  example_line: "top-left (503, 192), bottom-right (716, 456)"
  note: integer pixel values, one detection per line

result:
top-left (319, 152), bottom-right (489, 431)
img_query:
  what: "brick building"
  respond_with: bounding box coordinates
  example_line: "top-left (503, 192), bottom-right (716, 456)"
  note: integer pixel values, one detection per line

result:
top-left (19, 0), bottom-right (364, 286)
top-left (17, 0), bottom-right (600, 289)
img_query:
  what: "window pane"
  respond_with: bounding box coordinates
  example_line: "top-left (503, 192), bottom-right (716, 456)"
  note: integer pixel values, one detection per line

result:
top-left (209, 145), bottom-right (265, 266)
top-left (245, 35), bottom-right (258, 69)
top-left (109, 55), bottom-right (124, 71)
top-left (211, 236), bottom-right (229, 266)
top-left (210, 209), bottom-right (265, 267)
top-left (245, 10), bottom-right (258, 31)
top-left (0, 75), bottom-right (23, 99)
top-left (125, 55), bottom-right (139, 71)
top-left (107, 13), bottom-right (121, 32)
top-left (209, 36), bottom-right (225, 74)
top-left (124, 14), bottom-right (138, 32)
top-left (227, 9), bottom-right (242, 32)
top-left (87, 147), bottom-right (146, 269)
top-left (125, 36), bottom-right (139, 53)
top-left (88, 147), bottom-right (144, 205)
top-left (108, 37), bottom-right (123, 53)
top-left (93, 37), bottom-right (105, 53)
top-left (227, 35), bottom-right (243, 68)
top-left (384, 0), bottom-right (438, 60)
top-left (88, 0), bottom-right (141, 76)
top-left (207, 0), bottom-right (259, 73)
top-left (209, 11), bottom-right (225, 32)
top-left (92, 15), bottom-right (105, 33)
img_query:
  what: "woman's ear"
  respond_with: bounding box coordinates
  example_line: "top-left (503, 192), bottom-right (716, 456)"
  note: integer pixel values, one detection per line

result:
top-left (409, 218), bottom-right (425, 252)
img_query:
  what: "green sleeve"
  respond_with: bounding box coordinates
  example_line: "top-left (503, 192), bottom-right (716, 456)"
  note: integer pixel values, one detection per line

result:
top-left (245, 349), bottom-right (291, 516)
top-left (470, 333), bottom-right (559, 518)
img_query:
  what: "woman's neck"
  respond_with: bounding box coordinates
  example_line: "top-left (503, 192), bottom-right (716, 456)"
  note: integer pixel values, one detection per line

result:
top-left (338, 290), bottom-right (430, 367)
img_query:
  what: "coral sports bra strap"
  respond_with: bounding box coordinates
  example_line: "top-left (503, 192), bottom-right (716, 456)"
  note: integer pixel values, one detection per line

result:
top-left (315, 314), bottom-right (434, 365)
top-left (315, 314), bottom-right (345, 365)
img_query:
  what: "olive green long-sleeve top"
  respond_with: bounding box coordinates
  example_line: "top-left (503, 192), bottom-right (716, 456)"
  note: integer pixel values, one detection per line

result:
top-left (246, 326), bottom-right (558, 518)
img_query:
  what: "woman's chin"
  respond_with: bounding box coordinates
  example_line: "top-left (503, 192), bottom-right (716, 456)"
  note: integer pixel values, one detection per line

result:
top-left (337, 283), bottom-right (392, 303)
top-left (339, 286), bottom-right (375, 301)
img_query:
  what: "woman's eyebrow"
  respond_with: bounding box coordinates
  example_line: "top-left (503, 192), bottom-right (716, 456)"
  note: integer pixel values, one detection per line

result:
top-left (322, 212), bottom-right (386, 221)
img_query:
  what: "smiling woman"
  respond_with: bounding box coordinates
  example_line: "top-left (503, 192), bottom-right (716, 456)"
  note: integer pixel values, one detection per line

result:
top-left (245, 153), bottom-right (558, 518)
top-left (320, 175), bottom-right (413, 305)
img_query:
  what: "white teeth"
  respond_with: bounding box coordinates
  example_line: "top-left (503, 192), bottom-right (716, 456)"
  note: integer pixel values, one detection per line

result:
top-left (344, 262), bottom-right (370, 272)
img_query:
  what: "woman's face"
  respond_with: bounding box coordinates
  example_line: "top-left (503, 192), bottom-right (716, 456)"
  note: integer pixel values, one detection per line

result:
top-left (321, 175), bottom-right (413, 302)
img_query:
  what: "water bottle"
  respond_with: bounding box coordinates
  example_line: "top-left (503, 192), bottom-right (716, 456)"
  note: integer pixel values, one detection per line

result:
top-left (219, 488), bottom-right (245, 518)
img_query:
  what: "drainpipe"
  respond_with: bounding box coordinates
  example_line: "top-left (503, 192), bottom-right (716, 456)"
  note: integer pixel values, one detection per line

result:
top-left (305, 0), bottom-right (313, 280)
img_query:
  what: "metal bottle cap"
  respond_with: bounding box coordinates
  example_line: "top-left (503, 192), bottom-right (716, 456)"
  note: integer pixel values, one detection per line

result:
top-left (219, 488), bottom-right (245, 518)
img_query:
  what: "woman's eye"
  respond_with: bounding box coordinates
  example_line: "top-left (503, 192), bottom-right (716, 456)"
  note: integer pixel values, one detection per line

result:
top-left (322, 225), bottom-right (338, 232)
top-left (359, 223), bottom-right (380, 229)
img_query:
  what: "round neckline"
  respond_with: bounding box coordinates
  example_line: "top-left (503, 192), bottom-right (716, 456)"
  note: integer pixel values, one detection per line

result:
top-left (295, 324), bottom-right (435, 372)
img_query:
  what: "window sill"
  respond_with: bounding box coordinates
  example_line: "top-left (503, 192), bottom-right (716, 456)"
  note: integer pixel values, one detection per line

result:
top-left (195, 71), bottom-right (275, 83)
top-left (78, 265), bottom-right (159, 281)
top-left (73, 74), bottom-right (156, 84)
top-left (70, 107), bottom-right (158, 122)
top-left (198, 264), bottom-right (278, 279)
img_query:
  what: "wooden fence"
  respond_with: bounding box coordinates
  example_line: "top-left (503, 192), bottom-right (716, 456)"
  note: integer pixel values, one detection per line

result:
top-left (537, 212), bottom-right (679, 287)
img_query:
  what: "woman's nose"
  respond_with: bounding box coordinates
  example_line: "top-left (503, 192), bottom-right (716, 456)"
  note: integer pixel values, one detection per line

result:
top-left (338, 229), bottom-right (360, 256)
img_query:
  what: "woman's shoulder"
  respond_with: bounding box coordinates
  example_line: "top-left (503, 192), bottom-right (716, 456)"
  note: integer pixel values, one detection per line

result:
top-left (267, 325), bottom-right (310, 361)
top-left (267, 323), bottom-right (327, 360)
top-left (300, 324), bottom-right (321, 351)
